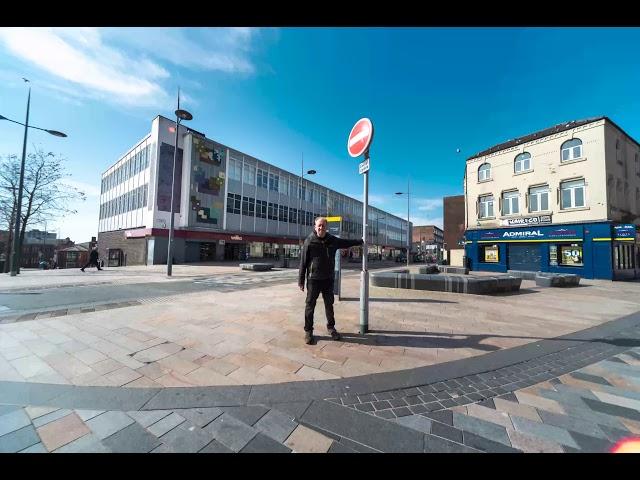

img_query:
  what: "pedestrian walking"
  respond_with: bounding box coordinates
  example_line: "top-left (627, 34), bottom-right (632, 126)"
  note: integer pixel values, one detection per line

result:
top-left (81, 248), bottom-right (103, 272)
top-left (298, 216), bottom-right (363, 345)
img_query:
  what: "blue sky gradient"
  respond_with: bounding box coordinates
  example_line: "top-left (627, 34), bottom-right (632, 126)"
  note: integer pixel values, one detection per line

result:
top-left (1, 27), bottom-right (639, 241)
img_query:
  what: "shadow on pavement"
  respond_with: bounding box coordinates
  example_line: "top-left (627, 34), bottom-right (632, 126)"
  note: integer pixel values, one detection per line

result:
top-left (339, 297), bottom-right (457, 304)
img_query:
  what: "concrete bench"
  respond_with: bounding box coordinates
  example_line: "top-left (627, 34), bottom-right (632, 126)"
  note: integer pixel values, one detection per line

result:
top-left (371, 271), bottom-right (521, 295)
top-left (418, 265), bottom-right (440, 274)
top-left (535, 273), bottom-right (581, 287)
top-left (240, 263), bottom-right (274, 271)
top-left (435, 265), bottom-right (468, 275)
top-left (507, 270), bottom-right (539, 281)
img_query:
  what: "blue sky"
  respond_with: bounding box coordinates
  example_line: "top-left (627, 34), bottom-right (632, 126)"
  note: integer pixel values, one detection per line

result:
top-left (1, 27), bottom-right (640, 241)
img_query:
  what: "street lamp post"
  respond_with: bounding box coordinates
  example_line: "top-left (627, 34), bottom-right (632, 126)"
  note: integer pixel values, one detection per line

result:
top-left (1, 80), bottom-right (67, 276)
top-left (395, 179), bottom-right (410, 268)
top-left (297, 152), bottom-right (316, 255)
top-left (167, 89), bottom-right (193, 277)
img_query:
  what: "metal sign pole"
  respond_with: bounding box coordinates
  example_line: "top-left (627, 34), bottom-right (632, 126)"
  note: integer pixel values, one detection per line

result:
top-left (360, 151), bottom-right (369, 334)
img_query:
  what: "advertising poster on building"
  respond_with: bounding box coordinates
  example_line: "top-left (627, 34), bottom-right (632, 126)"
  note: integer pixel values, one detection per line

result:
top-left (549, 244), bottom-right (558, 266)
top-left (560, 244), bottom-right (583, 266)
top-left (484, 245), bottom-right (499, 263)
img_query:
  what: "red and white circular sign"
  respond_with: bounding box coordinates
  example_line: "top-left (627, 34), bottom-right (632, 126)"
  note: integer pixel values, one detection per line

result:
top-left (347, 118), bottom-right (374, 158)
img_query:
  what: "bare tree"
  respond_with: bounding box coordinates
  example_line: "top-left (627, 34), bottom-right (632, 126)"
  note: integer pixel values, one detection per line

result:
top-left (0, 148), bottom-right (86, 272)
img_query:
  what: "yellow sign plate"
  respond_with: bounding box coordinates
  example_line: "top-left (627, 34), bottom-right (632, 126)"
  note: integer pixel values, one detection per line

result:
top-left (326, 216), bottom-right (342, 222)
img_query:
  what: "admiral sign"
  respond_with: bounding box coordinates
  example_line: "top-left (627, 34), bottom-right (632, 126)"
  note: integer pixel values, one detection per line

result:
top-left (500, 215), bottom-right (552, 227)
top-left (613, 224), bottom-right (637, 239)
top-left (480, 226), bottom-right (583, 241)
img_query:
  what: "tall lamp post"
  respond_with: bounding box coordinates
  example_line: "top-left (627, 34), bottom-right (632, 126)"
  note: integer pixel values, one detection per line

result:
top-left (395, 179), bottom-right (410, 268)
top-left (297, 152), bottom-right (316, 254)
top-left (1, 80), bottom-right (67, 276)
top-left (167, 89), bottom-right (193, 277)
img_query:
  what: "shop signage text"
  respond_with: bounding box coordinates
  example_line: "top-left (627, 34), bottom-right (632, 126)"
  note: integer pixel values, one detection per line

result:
top-left (500, 215), bottom-right (552, 227)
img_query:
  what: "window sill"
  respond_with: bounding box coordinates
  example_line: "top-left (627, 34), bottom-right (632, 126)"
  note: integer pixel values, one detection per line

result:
top-left (499, 214), bottom-right (522, 219)
top-left (477, 217), bottom-right (496, 221)
top-left (560, 157), bottom-right (587, 165)
top-left (513, 169), bottom-right (533, 176)
top-left (528, 210), bottom-right (553, 215)
top-left (558, 206), bottom-right (589, 213)
top-left (477, 178), bottom-right (493, 184)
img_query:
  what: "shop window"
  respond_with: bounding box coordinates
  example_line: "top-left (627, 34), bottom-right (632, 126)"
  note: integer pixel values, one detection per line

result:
top-left (558, 243), bottom-right (583, 267)
top-left (482, 245), bottom-right (499, 263)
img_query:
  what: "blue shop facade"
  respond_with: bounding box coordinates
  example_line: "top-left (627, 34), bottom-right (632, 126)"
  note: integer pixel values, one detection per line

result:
top-left (465, 222), bottom-right (640, 280)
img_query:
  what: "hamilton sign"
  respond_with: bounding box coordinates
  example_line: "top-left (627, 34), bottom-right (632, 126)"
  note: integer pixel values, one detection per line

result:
top-left (500, 215), bottom-right (552, 227)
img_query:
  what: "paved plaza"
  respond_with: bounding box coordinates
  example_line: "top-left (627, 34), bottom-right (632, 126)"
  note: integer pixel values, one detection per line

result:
top-left (1, 264), bottom-right (640, 452)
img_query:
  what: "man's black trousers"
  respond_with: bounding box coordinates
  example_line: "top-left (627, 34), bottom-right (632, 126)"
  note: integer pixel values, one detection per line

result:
top-left (304, 278), bottom-right (335, 332)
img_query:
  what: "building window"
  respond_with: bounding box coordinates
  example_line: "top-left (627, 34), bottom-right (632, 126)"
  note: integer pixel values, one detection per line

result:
top-left (636, 188), bottom-right (640, 211)
top-left (514, 152), bottom-right (532, 173)
top-left (289, 208), bottom-right (298, 224)
top-left (279, 204), bottom-right (288, 223)
top-left (561, 138), bottom-right (583, 162)
top-left (289, 179), bottom-right (298, 199)
top-left (268, 202), bottom-right (278, 221)
top-left (482, 245), bottom-right (499, 263)
top-left (478, 163), bottom-right (491, 182)
top-left (228, 158), bottom-right (242, 181)
top-left (268, 173), bottom-right (279, 192)
top-left (636, 153), bottom-right (640, 176)
top-left (502, 190), bottom-right (520, 215)
top-left (558, 243), bottom-right (584, 267)
top-left (478, 195), bottom-right (494, 218)
top-left (226, 193), bottom-right (241, 214)
top-left (528, 185), bottom-right (550, 212)
top-left (257, 169), bottom-right (268, 189)
top-left (560, 178), bottom-right (586, 209)
top-left (242, 196), bottom-right (255, 216)
top-left (256, 199), bottom-right (267, 219)
top-left (243, 164), bottom-right (255, 186)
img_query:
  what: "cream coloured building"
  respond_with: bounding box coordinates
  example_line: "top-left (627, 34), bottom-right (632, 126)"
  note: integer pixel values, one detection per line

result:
top-left (463, 117), bottom-right (640, 280)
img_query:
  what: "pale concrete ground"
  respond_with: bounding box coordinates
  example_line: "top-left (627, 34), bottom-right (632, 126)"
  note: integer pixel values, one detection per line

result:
top-left (1, 265), bottom-right (639, 388)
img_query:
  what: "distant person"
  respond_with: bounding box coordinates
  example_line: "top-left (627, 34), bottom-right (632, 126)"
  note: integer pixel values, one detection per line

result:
top-left (298, 216), bottom-right (363, 345)
top-left (81, 248), bottom-right (102, 272)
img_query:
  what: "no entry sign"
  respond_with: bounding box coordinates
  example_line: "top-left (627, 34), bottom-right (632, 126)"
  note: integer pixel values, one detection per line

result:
top-left (347, 118), bottom-right (374, 158)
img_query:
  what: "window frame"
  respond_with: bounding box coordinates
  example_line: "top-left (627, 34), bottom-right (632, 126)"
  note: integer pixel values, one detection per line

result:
top-left (478, 163), bottom-right (491, 182)
top-left (560, 178), bottom-right (586, 210)
top-left (561, 138), bottom-right (583, 163)
top-left (514, 152), bottom-right (532, 174)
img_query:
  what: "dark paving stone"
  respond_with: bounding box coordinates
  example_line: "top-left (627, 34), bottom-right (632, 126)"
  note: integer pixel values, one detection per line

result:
top-left (389, 398), bottom-right (409, 408)
top-left (0, 409), bottom-right (31, 437)
top-left (0, 425), bottom-right (40, 453)
top-left (477, 398), bottom-right (496, 410)
top-left (126, 410), bottom-right (173, 428)
top-left (463, 431), bottom-right (520, 453)
top-left (49, 386), bottom-right (160, 411)
top-left (440, 399), bottom-right (457, 408)
top-left (374, 410), bottom-right (396, 420)
top-left (402, 388), bottom-right (422, 397)
top-left (300, 400), bottom-right (423, 453)
top-left (404, 396), bottom-right (422, 406)
top-left (355, 403), bottom-right (375, 413)
top-left (86, 411), bottom-right (135, 440)
top-left (433, 382), bottom-right (448, 392)
top-left (199, 439), bottom-right (234, 453)
top-left (510, 416), bottom-right (580, 449)
top-left (418, 385), bottom-right (437, 394)
top-left (453, 396), bottom-right (472, 406)
top-left (341, 396), bottom-right (360, 406)
top-left (392, 407), bottom-right (412, 418)
top-left (394, 415), bottom-right (432, 434)
top-left (424, 410), bottom-right (453, 426)
top-left (582, 397), bottom-right (640, 422)
top-left (537, 410), bottom-right (608, 440)
top-left (453, 412), bottom-right (511, 446)
top-left (32, 409), bottom-right (72, 428)
top-left (569, 431), bottom-right (615, 453)
top-left (372, 400), bottom-right (393, 411)
top-left (220, 406), bottom-right (269, 426)
top-left (492, 387), bottom-right (507, 396)
top-left (103, 422), bottom-right (161, 453)
top-left (240, 433), bottom-right (291, 453)
top-left (607, 357), bottom-right (626, 364)
top-left (144, 385), bottom-right (250, 410)
top-left (430, 421), bottom-right (463, 443)
top-left (423, 402), bottom-right (443, 412)
top-left (598, 425), bottom-right (633, 444)
top-left (390, 390), bottom-right (407, 399)
top-left (254, 409), bottom-right (298, 443)
top-left (52, 433), bottom-right (110, 453)
top-left (467, 393), bottom-right (483, 402)
top-left (434, 391), bottom-right (452, 400)
top-left (497, 392), bottom-right (518, 403)
top-left (267, 401), bottom-right (312, 420)
top-left (328, 441), bottom-right (360, 453)
top-left (338, 437), bottom-right (381, 453)
top-left (172, 407), bottom-right (223, 428)
top-left (418, 393), bottom-right (436, 403)
top-left (297, 421), bottom-right (341, 441)
top-left (424, 433), bottom-right (482, 453)
top-left (203, 414), bottom-right (258, 452)
top-left (358, 394), bottom-right (377, 403)
top-left (374, 392), bottom-right (394, 401)
top-left (408, 404), bottom-right (428, 415)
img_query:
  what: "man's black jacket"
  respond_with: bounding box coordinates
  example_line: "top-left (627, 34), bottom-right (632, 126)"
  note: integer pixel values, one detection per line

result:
top-left (298, 232), bottom-right (362, 287)
top-left (89, 250), bottom-right (99, 262)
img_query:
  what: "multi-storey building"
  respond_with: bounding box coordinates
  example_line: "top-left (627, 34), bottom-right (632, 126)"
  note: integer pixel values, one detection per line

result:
top-left (443, 195), bottom-right (465, 266)
top-left (412, 225), bottom-right (443, 261)
top-left (464, 117), bottom-right (640, 280)
top-left (97, 115), bottom-right (411, 266)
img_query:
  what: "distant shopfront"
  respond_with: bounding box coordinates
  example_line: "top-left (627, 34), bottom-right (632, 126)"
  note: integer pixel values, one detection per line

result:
top-left (465, 222), bottom-right (639, 280)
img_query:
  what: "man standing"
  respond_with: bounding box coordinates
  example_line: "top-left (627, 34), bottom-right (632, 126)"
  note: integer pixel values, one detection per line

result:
top-left (81, 248), bottom-right (103, 272)
top-left (299, 217), bottom-right (363, 345)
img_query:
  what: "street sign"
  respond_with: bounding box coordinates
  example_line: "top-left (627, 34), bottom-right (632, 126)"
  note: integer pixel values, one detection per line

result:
top-left (359, 158), bottom-right (370, 174)
top-left (347, 118), bottom-right (374, 158)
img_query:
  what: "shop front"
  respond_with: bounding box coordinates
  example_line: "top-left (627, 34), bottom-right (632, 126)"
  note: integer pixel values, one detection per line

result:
top-left (465, 222), bottom-right (639, 280)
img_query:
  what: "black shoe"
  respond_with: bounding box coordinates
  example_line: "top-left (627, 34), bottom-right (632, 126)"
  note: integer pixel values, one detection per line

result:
top-left (328, 328), bottom-right (341, 341)
top-left (304, 331), bottom-right (315, 345)
top-left (80, 268), bottom-right (85, 272)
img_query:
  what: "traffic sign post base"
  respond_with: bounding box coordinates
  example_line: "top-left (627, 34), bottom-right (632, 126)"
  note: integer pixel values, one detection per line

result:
top-left (359, 270), bottom-right (369, 334)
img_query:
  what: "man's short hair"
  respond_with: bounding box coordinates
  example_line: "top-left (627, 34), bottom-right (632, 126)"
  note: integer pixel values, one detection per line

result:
top-left (314, 216), bottom-right (327, 225)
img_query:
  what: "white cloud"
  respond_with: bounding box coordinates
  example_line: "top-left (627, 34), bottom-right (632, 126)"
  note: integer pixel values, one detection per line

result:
top-left (393, 213), bottom-right (443, 229)
top-left (0, 27), bottom-right (263, 110)
top-left (415, 197), bottom-right (442, 212)
top-left (61, 179), bottom-right (100, 197)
